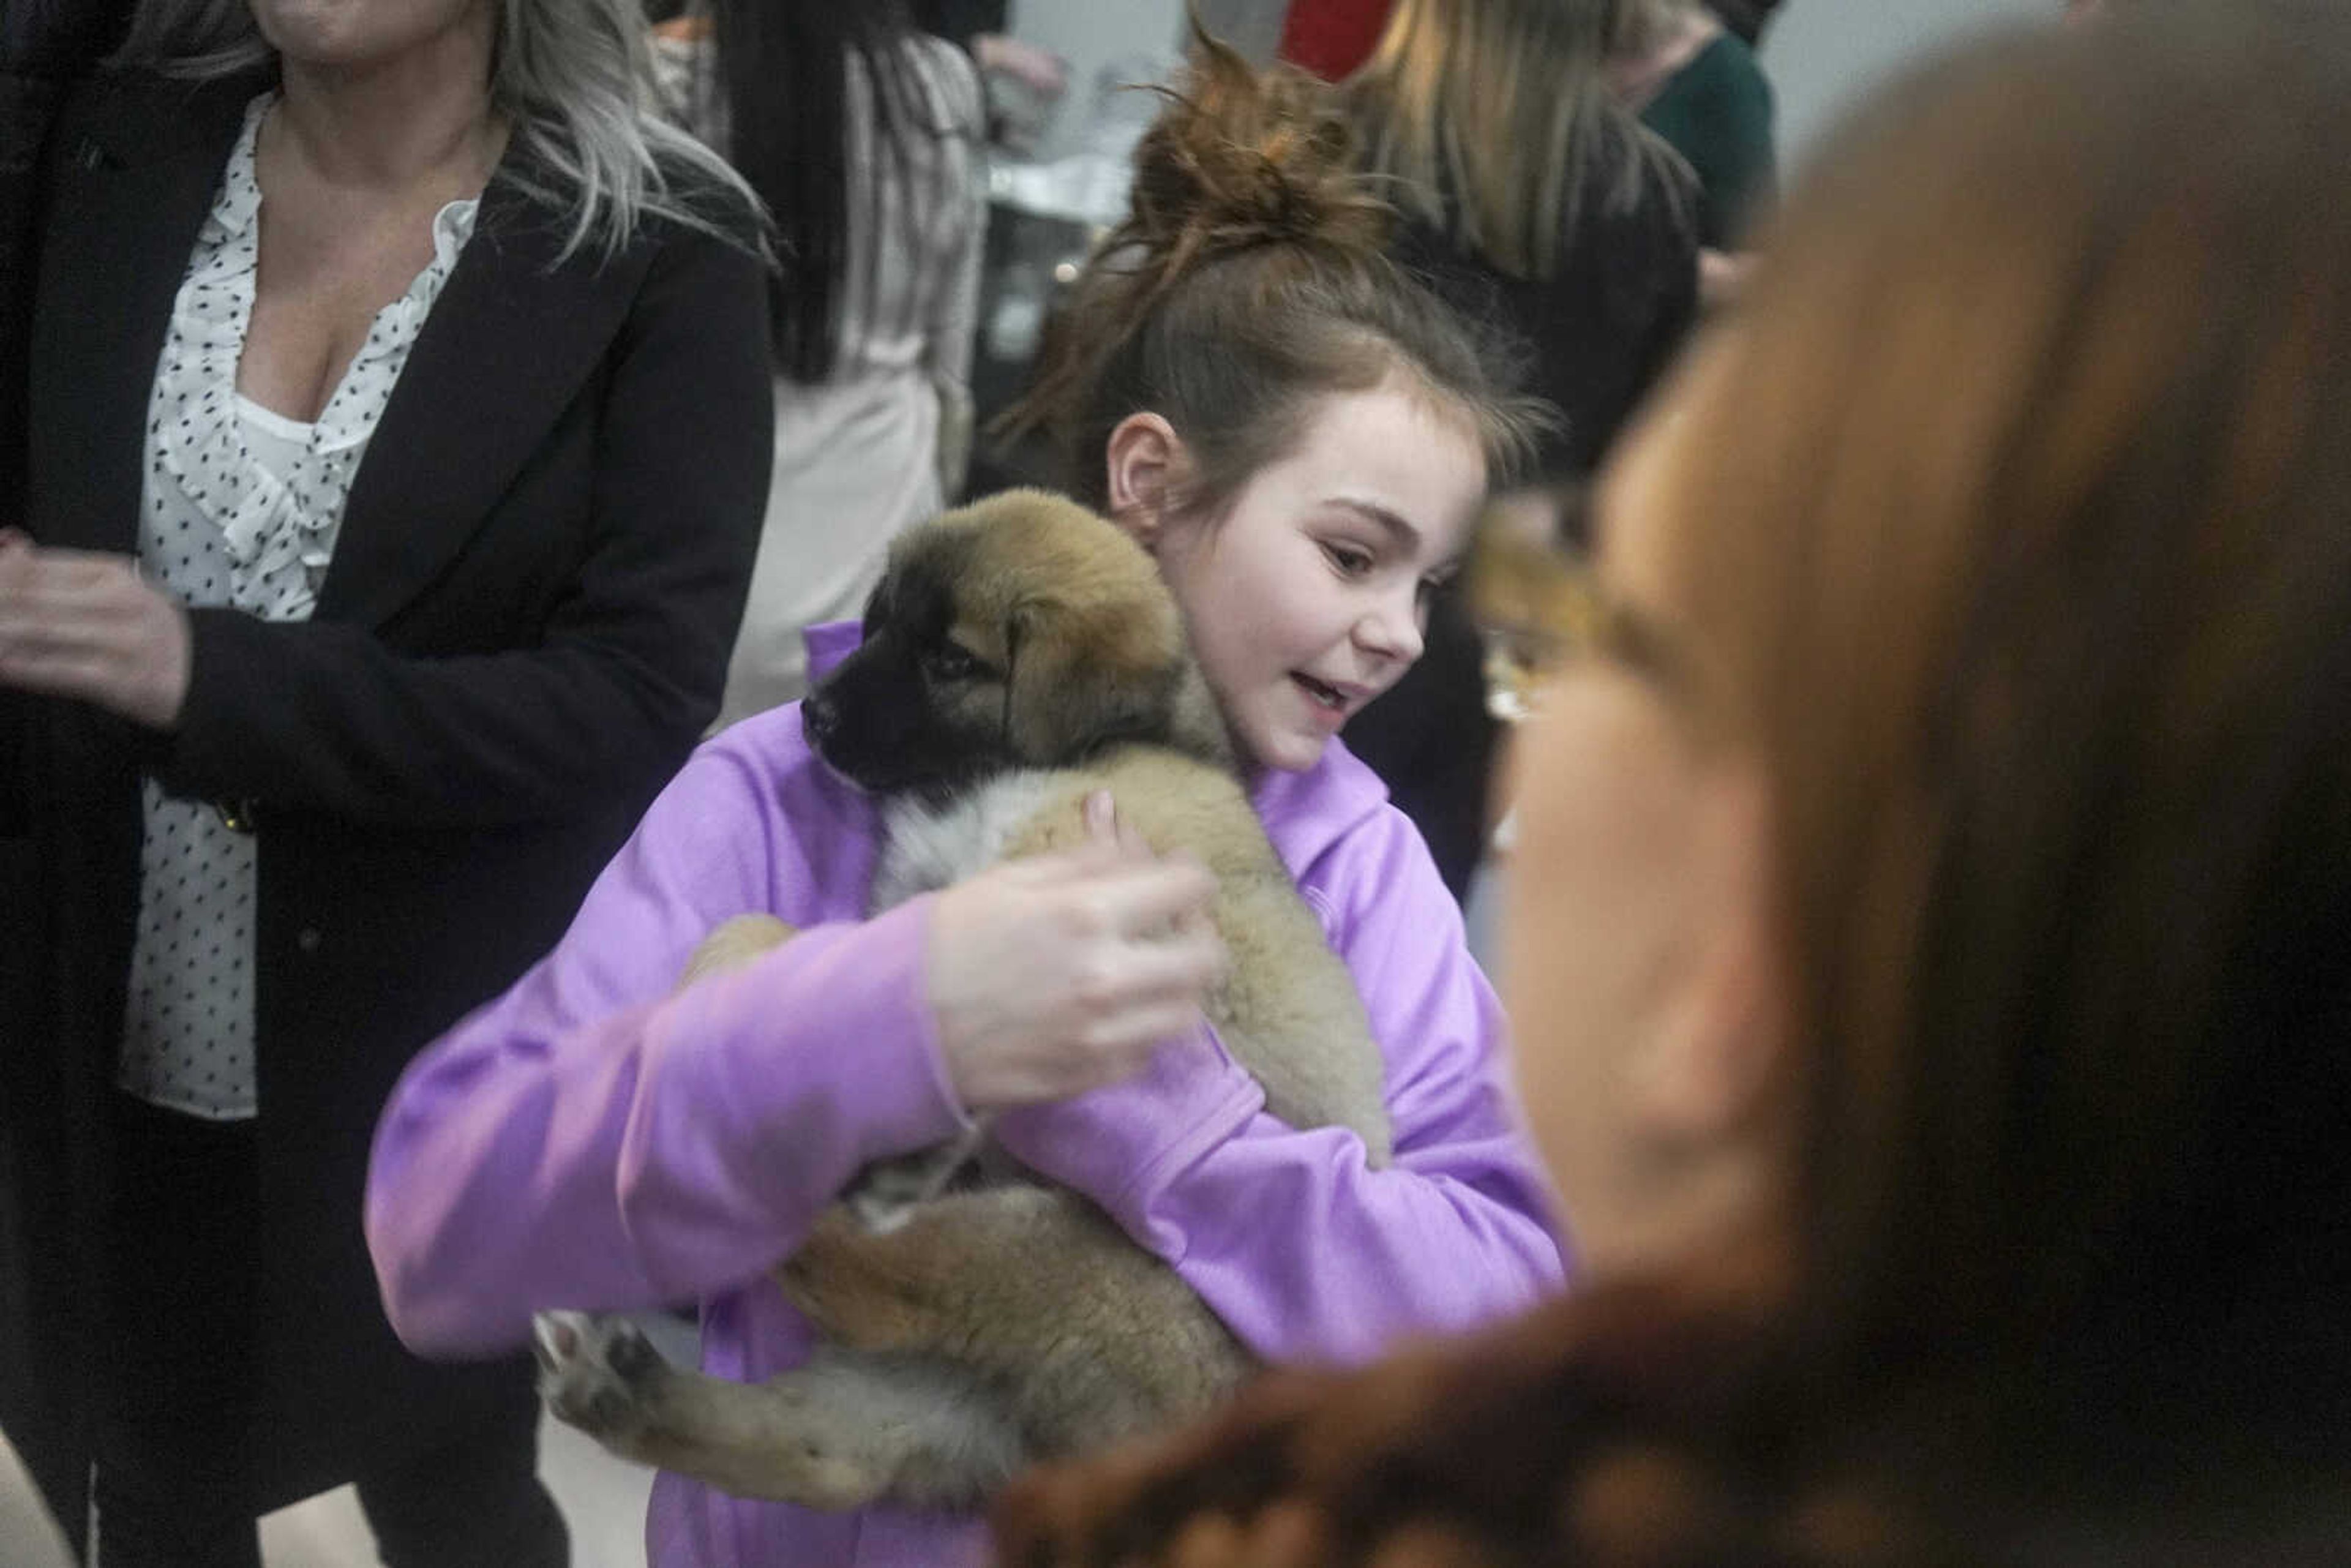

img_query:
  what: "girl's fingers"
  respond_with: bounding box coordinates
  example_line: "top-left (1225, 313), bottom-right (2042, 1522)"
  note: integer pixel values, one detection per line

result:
top-left (1122, 926), bottom-right (1230, 998)
top-left (1092, 857), bottom-right (1218, 940)
top-left (1082, 789), bottom-right (1157, 858)
top-left (1071, 1004), bottom-right (1205, 1084)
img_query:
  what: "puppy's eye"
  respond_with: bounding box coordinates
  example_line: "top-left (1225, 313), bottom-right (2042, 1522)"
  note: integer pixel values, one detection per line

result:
top-left (924, 643), bottom-right (986, 682)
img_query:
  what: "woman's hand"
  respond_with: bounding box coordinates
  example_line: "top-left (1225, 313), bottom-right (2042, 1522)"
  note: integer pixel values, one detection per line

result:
top-left (928, 791), bottom-right (1225, 1111)
top-left (0, 531), bottom-right (192, 730)
top-left (973, 34), bottom-right (1069, 100)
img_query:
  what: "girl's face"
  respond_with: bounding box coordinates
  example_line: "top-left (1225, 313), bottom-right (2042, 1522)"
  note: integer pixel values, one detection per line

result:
top-left (1125, 379), bottom-right (1487, 773)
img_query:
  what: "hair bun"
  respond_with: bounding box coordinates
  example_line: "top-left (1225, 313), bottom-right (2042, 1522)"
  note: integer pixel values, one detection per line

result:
top-left (991, 26), bottom-right (1431, 463)
top-left (1124, 25), bottom-right (1392, 271)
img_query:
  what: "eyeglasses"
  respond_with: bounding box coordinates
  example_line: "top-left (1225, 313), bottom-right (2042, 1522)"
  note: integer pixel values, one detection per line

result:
top-left (1468, 518), bottom-right (1612, 723)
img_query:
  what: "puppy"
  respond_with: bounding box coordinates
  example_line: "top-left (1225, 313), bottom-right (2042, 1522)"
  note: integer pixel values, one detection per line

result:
top-left (534, 489), bottom-right (1390, 1511)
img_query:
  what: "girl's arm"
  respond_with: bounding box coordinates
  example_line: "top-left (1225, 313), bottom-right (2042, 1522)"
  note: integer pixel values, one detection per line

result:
top-left (994, 809), bottom-right (1566, 1366)
top-left (365, 749), bottom-right (1228, 1359)
top-left (363, 738), bottom-right (970, 1357)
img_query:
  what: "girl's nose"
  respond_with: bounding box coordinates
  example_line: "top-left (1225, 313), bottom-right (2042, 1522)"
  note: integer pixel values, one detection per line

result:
top-left (1355, 583), bottom-right (1426, 665)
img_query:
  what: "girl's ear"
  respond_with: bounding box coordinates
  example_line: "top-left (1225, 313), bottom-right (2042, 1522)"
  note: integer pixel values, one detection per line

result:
top-left (1104, 413), bottom-right (1184, 549)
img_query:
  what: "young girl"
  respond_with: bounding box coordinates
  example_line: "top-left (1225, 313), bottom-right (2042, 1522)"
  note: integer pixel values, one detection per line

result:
top-left (364, 38), bottom-right (1562, 1568)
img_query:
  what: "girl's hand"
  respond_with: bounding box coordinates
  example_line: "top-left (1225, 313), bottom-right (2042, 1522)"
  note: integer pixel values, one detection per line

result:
top-left (927, 790), bottom-right (1226, 1110)
top-left (0, 531), bottom-right (192, 730)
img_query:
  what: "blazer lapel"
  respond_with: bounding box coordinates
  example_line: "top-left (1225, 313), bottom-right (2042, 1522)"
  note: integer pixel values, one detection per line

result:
top-left (315, 177), bottom-right (655, 630)
top-left (29, 73), bottom-right (257, 556)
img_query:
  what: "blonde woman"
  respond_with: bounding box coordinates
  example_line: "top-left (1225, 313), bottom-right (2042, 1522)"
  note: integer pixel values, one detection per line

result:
top-left (0, 0), bottom-right (771, 1559)
top-left (1339, 0), bottom-right (1699, 898)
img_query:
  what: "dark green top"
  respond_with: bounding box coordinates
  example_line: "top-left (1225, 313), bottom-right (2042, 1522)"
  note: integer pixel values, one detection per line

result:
top-left (1640, 29), bottom-right (1776, 249)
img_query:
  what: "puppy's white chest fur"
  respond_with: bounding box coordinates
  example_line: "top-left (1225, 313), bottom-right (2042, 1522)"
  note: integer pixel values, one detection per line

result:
top-left (870, 774), bottom-right (1071, 913)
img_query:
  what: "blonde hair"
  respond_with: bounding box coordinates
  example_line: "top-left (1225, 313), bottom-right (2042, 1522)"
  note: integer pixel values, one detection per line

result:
top-left (1344, 0), bottom-right (1690, 279)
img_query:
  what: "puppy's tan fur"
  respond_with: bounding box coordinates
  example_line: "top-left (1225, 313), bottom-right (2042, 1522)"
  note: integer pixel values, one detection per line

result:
top-left (534, 490), bottom-right (1389, 1511)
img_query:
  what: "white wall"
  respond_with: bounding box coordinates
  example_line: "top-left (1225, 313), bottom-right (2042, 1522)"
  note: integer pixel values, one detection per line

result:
top-left (1760, 0), bottom-right (2062, 170)
top-left (1006, 0), bottom-right (1188, 159)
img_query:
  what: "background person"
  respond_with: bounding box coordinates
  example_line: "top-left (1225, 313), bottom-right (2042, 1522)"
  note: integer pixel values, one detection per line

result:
top-left (0, 0), bottom-right (772, 1558)
top-left (993, 8), bottom-right (2351, 1564)
top-left (1611, 0), bottom-right (1777, 293)
top-left (367, 36), bottom-right (1564, 1568)
top-left (656, 0), bottom-right (989, 727)
top-left (1336, 0), bottom-right (1700, 898)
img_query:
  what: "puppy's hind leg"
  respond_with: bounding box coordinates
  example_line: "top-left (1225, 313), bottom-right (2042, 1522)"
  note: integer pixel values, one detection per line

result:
top-left (779, 1187), bottom-right (1254, 1455)
top-left (534, 1312), bottom-right (1024, 1511)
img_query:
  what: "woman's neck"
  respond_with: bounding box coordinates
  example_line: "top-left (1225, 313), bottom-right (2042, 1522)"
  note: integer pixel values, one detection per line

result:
top-left (272, 22), bottom-right (503, 193)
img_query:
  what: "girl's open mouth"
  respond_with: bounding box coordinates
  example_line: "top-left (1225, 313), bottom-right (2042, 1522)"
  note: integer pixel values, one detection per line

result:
top-left (1294, 673), bottom-right (1347, 711)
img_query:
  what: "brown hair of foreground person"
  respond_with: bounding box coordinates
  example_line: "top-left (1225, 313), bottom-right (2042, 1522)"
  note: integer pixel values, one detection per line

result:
top-left (992, 8), bottom-right (2351, 1566)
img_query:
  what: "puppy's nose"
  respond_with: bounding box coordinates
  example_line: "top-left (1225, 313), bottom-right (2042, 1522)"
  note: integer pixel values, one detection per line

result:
top-left (803, 692), bottom-right (838, 745)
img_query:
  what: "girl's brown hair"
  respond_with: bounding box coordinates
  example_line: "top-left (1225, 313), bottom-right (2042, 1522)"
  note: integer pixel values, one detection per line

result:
top-left (997, 29), bottom-right (1553, 522)
top-left (996, 8), bottom-right (2351, 1564)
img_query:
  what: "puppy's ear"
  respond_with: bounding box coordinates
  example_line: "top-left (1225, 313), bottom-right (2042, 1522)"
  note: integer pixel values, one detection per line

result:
top-left (1000, 596), bottom-right (1179, 763)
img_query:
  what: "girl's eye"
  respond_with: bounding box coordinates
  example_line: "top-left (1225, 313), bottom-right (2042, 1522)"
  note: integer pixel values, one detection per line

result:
top-left (1322, 541), bottom-right (1375, 578)
top-left (924, 644), bottom-right (984, 681)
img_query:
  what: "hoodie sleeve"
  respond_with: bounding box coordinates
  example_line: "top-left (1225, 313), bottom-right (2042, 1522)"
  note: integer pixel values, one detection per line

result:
top-left (992, 806), bottom-right (1567, 1367)
top-left (364, 725), bottom-right (973, 1357)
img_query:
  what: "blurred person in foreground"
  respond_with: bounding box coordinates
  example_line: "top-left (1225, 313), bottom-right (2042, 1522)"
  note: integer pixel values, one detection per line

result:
top-left (994, 7), bottom-right (2351, 1564)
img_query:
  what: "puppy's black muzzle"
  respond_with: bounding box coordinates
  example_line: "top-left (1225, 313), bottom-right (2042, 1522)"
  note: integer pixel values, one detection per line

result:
top-left (801, 686), bottom-right (841, 751)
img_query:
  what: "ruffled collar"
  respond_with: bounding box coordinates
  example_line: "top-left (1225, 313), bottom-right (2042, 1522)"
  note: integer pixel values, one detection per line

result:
top-left (152, 92), bottom-right (482, 620)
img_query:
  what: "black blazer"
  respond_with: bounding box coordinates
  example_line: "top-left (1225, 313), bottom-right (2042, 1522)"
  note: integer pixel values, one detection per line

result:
top-left (0, 66), bottom-right (772, 1537)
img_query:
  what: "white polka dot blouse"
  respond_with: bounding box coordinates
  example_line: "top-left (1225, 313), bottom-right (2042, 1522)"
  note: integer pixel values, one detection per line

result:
top-left (118, 94), bottom-right (482, 1120)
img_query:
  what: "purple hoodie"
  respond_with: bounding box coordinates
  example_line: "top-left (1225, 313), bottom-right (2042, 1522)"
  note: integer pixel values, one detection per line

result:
top-left (365, 623), bottom-right (1565, 1568)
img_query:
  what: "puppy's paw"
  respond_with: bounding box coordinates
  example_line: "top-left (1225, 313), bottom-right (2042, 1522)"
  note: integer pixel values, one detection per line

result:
top-left (533, 1310), bottom-right (668, 1441)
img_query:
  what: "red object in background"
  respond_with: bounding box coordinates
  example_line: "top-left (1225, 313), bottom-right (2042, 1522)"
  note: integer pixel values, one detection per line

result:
top-left (1277, 0), bottom-right (1394, 81)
